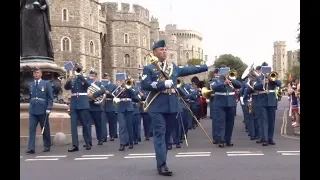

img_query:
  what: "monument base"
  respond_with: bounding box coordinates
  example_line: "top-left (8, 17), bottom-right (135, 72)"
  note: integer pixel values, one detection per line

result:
top-left (20, 103), bottom-right (72, 147)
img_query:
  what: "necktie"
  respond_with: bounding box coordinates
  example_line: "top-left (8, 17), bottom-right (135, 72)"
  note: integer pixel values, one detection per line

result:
top-left (35, 80), bottom-right (38, 88)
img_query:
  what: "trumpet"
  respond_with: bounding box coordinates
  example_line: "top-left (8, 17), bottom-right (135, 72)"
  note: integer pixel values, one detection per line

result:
top-left (177, 77), bottom-right (184, 88)
top-left (225, 70), bottom-right (238, 89)
top-left (268, 71), bottom-right (278, 81)
top-left (201, 86), bottom-right (213, 99)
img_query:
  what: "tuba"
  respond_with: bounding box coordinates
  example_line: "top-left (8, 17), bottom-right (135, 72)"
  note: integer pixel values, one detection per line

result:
top-left (74, 63), bottom-right (83, 75)
top-left (227, 69), bottom-right (238, 80)
top-left (241, 63), bottom-right (259, 88)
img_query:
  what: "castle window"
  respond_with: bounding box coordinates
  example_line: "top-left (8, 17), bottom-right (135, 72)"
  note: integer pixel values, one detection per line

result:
top-left (89, 41), bottom-right (94, 54)
top-left (124, 54), bottom-right (130, 65)
top-left (186, 52), bottom-right (189, 59)
top-left (124, 34), bottom-right (129, 44)
top-left (62, 8), bottom-right (68, 21)
top-left (170, 54), bottom-right (174, 59)
top-left (143, 36), bottom-right (146, 47)
top-left (89, 13), bottom-right (93, 25)
top-left (144, 57), bottom-right (147, 66)
top-left (61, 37), bottom-right (71, 51)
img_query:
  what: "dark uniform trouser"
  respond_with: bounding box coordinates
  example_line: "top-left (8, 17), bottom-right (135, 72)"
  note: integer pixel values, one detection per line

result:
top-left (182, 108), bottom-right (190, 135)
top-left (212, 106), bottom-right (236, 144)
top-left (191, 107), bottom-right (199, 127)
top-left (133, 113), bottom-right (141, 143)
top-left (241, 105), bottom-right (249, 131)
top-left (105, 111), bottom-right (117, 138)
top-left (88, 111), bottom-right (102, 141)
top-left (249, 106), bottom-right (260, 138)
top-left (118, 111), bottom-right (134, 145)
top-left (141, 113), bottom-right (151, 138)
top-left (172, 112), bottom-right (181, 144)
top-left (149, 112), bottom-right (175, 168)
top-left (28, 114), bottom-right (51, 150)
top-left (70, 109), bottom-right (91, 146)
top-left (258, 106), bottom-right (277, 141)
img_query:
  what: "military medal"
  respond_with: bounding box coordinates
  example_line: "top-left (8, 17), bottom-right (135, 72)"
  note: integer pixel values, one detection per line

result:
top-left (41, 86), bottom-right (44, 91)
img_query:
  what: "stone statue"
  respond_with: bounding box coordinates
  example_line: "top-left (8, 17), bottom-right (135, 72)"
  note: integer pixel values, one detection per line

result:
top-left (20, 0), bottom-right (54, 59)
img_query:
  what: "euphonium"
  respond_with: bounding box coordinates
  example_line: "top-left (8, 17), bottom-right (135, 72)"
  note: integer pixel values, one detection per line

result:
top-left (269, 71), bottom-right (278, 81)
top-left (87, 83), bottom-right (106, 105)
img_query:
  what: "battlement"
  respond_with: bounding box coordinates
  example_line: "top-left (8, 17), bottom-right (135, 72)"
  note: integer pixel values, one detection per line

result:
top-left (151, 16), bottom-right (158, 22)
top-left (170, 29), bottom-right (203, 41)
top-left (273, 41), bottom-right (286, 46)
top-left (104, 2), bottom-right (149, 24)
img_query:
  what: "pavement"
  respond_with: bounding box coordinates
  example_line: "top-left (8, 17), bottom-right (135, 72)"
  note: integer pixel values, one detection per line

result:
top-left (20, 98), bottom-right (300, 180)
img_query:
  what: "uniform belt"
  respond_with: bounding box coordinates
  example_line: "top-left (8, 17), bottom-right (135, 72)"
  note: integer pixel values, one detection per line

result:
top-left (119, 98), bottom-right (132, 102)
top-left (161, 89), bottom-right (176, 94)
top-left (252, 90), bottom-right (275, 95)
top-left (189, 100), bottom-right (195, 103)
top-left (71, 93), bottom-right (88, 96)
top-left (105, 98), bottom-right (113, 100)
top-left (31, 97), bottom-right (45, 101)
top-left (214, 92), bottom-right (235, 96)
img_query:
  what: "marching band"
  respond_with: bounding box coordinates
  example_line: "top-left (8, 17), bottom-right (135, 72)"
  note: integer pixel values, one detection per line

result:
top-left (25, 40), bottom-right (282, 177)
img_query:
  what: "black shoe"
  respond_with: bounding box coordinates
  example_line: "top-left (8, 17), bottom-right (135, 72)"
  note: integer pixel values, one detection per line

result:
top-left (226, 143), bottom-right (233, 147)
top-left (43, 147), bottom-right (50, 152)
top-left (124, 143), bottom-right (129, 146)
top-left (114, 135), bottom-right (118, 138)
top-left (157, 165), bottom-right (173, 176)
top-left (176, 144), bottom-right (181, 148)
top-left (97, 141), bottom-right (103, 145)
top-left (138, 138), bottom-right (141, 142)
top-left (119, 145), bottom-right (125, 151)
top-left (134, 142), bottom-right (138, 145)
top-left (129, 144), bottom-right (134, 149)
top-left (268, 140), bottom-right (276, 145)
top-left (250, 137), bottom-right (255, 140)
top-left (110, 138), bottom-right (114, 141)
top-left (83, 142), bottom-right (93, 147)
top-left (84, 144), bottom-right (91, 150)
top-left (256, 139), bottom-right (264, 144)
top-left (262, 142), bottom-right (269, 146)
top-left (167, 144), bottom-right (172, 150)
top-left (68, 145), bottom-right (79, 152)
top-left (26, 149), bottom-right (35, 154)
top-left (145, 137), bottom-right (149, 141)
top-left (102, 138), bottom-right (107, 142)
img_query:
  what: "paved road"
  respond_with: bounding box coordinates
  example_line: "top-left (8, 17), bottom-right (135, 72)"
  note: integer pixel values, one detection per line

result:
top-left (20, 97), bottom-right (300, 180)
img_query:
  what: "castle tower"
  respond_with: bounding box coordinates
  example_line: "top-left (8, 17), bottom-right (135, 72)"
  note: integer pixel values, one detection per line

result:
top-left (104, 2), bottom-right (151, 80)
top-left (272, 41), bottom-right (287, 80)
top-left (49, 0), bottom-right (102, 77)
top-left (150, 16), bottom-right (160, 46)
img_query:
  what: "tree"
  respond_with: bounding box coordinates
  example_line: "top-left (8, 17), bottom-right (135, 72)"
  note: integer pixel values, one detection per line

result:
top-left (297, 23), bottom-right (300, 63)
top-left (213, 54), bottom-right (248, 80)
top-left (283, 64), bottom-right (300, 85)
top-left (187, 58), bottom-right (202, 65)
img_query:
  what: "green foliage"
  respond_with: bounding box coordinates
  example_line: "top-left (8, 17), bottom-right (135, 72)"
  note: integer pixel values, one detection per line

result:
top-left (187, 58), bottom-right (202, 66)
top-left (284, 64), bottom-right (300, 85)
top-left (213, 54), bottom-right (248, 81)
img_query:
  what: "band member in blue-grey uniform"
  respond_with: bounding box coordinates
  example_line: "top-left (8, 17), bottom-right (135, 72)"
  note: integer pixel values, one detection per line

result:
top-left (209, 68), bottom-right (220, 143)
top-left (190, 81), bottom-right (201, 129)
top-left (132, 80), bottom-right (142, 144)
top-left (64, 65), bottom-right (92, 152)
top-left (253, 64), bottom-right (281, 146)
top-left (141, 40), bottom-right (208, 176)
top-left (210, 68), bottom-right (242, 147)
top-left (26, 67), bottom-right (53, 154)
top-left (87, 70), bottom-right (106, 145)
top-left (101, 73), bottom-right (118, 141)
top-left (113, 78), bottom-right (140, 151)
top-left (138, 83), bottom-right (152, 140)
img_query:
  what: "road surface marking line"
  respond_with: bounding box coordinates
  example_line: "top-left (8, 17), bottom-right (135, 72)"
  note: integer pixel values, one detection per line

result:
top-left (25, 158), bottom-right (59, 161)
top-left (226, 151), bottom-right (252, 154)
top-left (277, 151), bottom-right (300, 153)
top-left (81, 154), bottom-right (114, 157)
top-left (227, 154), bottom-right (264, 156)
top-left (281, 153), bottom-right (300, 156)
top-left (74, 157), bottom-right (109, 160)
top-left (36, 155), bottom-right (67, 158)
top-left (124, 156), bottom-right (155, 159)
top-left (128, 153), bottom-right (155, 156)
top-left (20, 156), bottom-right (23, 158)
top-left (175, 154), bottom-right (210, 157)
top-left (177, 152), bottom-right (211, 155)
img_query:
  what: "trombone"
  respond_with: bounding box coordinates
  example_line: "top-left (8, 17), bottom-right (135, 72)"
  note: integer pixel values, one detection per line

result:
top-left (225, 69), bottom-right (238, 89)
top-left (143, 53), bottom-right (215, 146)
top-left (112, 78), bottom-right (134, 105)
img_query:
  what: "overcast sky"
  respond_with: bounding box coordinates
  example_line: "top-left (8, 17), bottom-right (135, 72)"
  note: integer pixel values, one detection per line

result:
top-left (102, 0), bottom-right (300, 66)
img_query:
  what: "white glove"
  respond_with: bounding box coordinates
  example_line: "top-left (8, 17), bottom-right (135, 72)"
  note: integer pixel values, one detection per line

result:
top-left (164, 80), bottom-right (173, 88)
top-left (125, 85), bottom-right (131, 89)
top-left (206, 99), bottom-right (210, 103)
top-left (113, 98), bottom-right (120, 103)
top-left (46, 110), bottom-right (51, 114)
top-left (240, 97), bottom-right (244, 105)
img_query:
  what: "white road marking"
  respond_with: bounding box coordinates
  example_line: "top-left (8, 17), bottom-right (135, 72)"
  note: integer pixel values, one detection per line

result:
top-left (226, 151), bottom-right (252, 154)
top-left (124, 153), bottom-right (155, 159)
top-left (227, 154), bottom-right (264, 156)
top-left (175, 152), bottom-right (211, 157)
top-left (81, 154), bottom-right (114, 157)
top-left (75, 157), bottom-right (109, 160)
top-left (227, 151), bottom-right (264, 156)
top-left (177, 152), bottom-right (211, 155)
top-left (277, 151), bottom-right (300, 153)
top-left (281, 153), bottom-right (300, 156)
top-left (36, 155), bottom-right (67, 158)
top-left (25, 158), bottom-right (59, 161)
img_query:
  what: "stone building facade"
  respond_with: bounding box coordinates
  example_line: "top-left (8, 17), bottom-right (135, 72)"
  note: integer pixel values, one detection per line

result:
top-left (48, 0), bottom-right (204, 81)
top-left (272, 41), bottom-right (299, 81)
